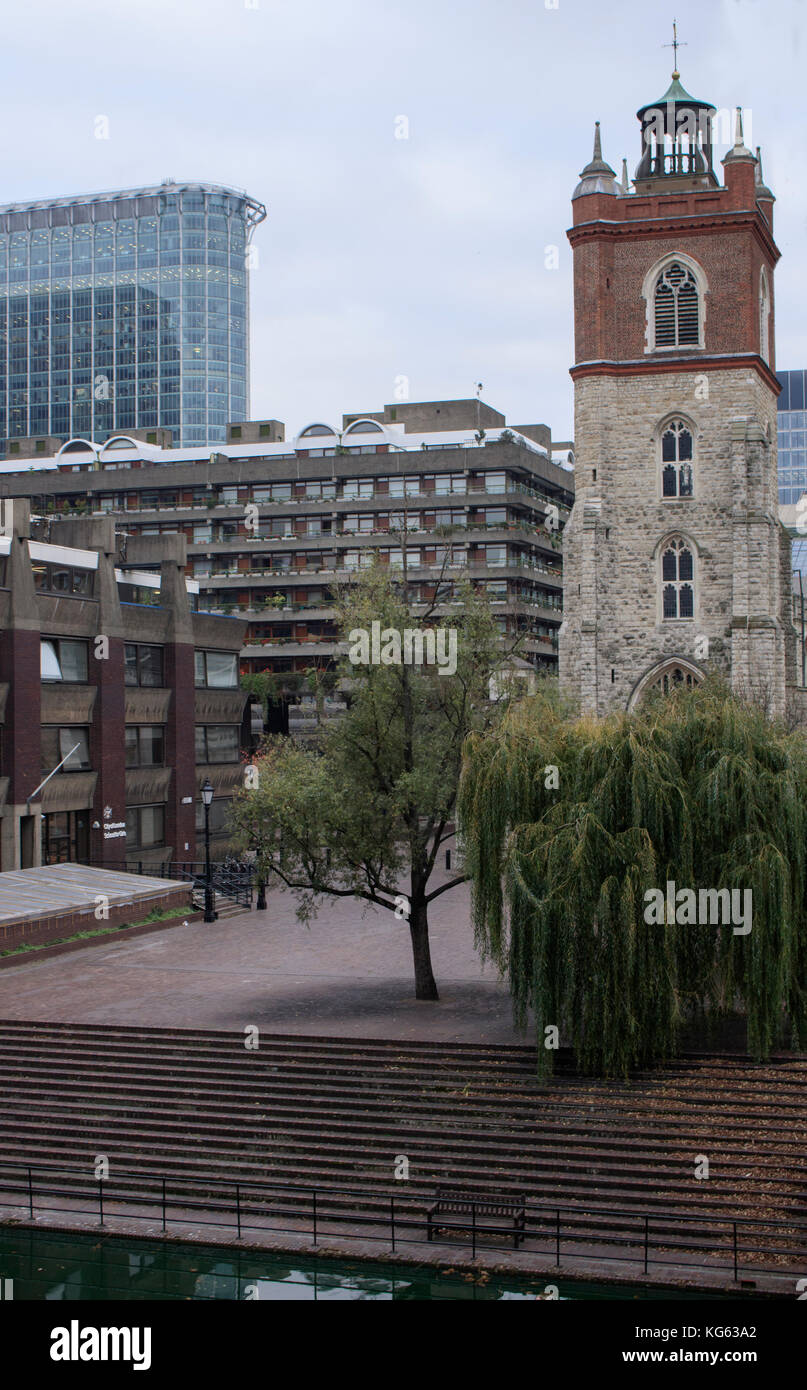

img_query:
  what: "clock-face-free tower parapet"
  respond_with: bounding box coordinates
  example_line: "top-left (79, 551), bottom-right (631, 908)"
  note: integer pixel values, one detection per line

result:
top-left (559, 62), bottom-right (793, 716)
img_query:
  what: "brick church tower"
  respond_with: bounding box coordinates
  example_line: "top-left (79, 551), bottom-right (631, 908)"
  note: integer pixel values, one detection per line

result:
top-left (558, 62), bottom-right (795, 716)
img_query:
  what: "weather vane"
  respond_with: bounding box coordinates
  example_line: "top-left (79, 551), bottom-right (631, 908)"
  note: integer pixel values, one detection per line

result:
top-left (663, 19), bottom-right (687, 77)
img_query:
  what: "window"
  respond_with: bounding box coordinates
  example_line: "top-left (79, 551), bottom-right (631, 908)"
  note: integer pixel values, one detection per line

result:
top-left (344, 549), bottom-right (373, 572)
top-left (41, 727), bottom-right (91, 773)
top-left (390, 512), bottom-right (420, 532)
top-left (126, 804), bottom-right (165, 849)
top-left (118, 581), bottom-right (161, 607)
top-left (125, 725), bottom-right (165, 767)
top-left (342, 478), bottom-right (374, 500)
top-left (654, 261), bottom-right (700, 347)
top-left (124, 643), bottom-right (164, 687)
top-left (41, 810), bottom-right (89, 865)
top-left (195, 650), bottom-right (238, 687)
top-left (195, 797), bottom-right (231, 835)
top-left (661, 420), bottom-right (694, 498)
top-left (661, 538), bottom-right (695, 619)
top-left (433, 474), bottom-right (465, 495)
top-left (300, 424), bottom-right (335, 438)
top-left (760, 269), bottom-right (770, 365)
top-left (435, 545), bottom-right (467, 567)
top-left (305, 480), bottom-right (336, 500)
top-left (33, 563), bottom-right (93, 596)
top-left (41, 638), bottom-right (89, 682)
top-left (388, 476), bottom-right (419, 498)
top-left (649, 664), bottom-right (700, 696)
top-left (345, 420), bottom-right (383, 434)
top-left (195, 725), bottom-right (240, 763)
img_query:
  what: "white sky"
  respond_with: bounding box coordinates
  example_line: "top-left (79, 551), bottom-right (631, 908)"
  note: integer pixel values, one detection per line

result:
top-left (3, 0), bottom-right (805, 440)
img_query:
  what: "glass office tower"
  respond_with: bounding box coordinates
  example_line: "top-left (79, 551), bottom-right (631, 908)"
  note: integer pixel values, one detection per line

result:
top-left (777, 369), bottom-right (807, 505)
top-left (0, 182), bottom-right (265, 451)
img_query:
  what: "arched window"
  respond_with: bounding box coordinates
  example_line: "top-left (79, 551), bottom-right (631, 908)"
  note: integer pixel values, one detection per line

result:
top-left (661, 537), bottom-right (694, 619)
top-left (654, 261), bottom-right (700, 346)
top-left (628, 657), bottom-right (705, 710)
top-left (647, 664), bottom-right (701, 696)
top-left (759, 269), bottom-right (770, 365)
top-left (661, 420), bottom-right (694, 498)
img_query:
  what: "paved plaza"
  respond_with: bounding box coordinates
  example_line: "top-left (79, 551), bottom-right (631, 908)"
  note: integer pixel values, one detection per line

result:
top-left (0, 872), bottom-right (525, 1044)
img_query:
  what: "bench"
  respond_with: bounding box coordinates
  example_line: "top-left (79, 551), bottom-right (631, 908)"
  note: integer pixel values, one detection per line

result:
top-left (426, 1186), bottom-right (527, 1249)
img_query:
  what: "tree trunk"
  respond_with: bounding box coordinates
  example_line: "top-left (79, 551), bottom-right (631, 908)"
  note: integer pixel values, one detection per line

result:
top-left (409, 899), bottom-right (439, 1000)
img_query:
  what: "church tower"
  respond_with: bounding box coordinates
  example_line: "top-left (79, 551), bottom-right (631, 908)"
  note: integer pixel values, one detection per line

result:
top-left (559, 59), bottom-right (795, 717)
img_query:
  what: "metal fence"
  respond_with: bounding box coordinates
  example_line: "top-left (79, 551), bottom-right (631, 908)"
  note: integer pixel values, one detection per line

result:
top-left (89, 859), bottom-right (254, 910)
top-left (0, 1160), bottom-right (804, 1282)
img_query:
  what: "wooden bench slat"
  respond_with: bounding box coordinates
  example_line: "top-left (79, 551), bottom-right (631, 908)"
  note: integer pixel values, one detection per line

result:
top-left (426, 1188), bottom-right (527, 1248)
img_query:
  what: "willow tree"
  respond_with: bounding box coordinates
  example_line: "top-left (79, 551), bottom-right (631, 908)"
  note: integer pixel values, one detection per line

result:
top-left (230, 563), bottom-right (510, 1000)
top-left (457, 677), bottom-right (807, 1076)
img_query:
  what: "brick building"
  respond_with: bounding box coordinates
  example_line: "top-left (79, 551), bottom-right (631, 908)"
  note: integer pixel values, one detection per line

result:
top-left (0, 399), bottom-right (574, 686)
top-left (559, 69), bottom-right (796, 716)
top-left (0, 499), bottom-right (247, 872)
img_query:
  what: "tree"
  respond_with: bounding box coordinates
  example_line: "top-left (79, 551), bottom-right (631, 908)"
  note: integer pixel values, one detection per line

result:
top-left (230, 563), bottom-right (509, 999)
top-left (457, 676), bottom-right (807, 1076)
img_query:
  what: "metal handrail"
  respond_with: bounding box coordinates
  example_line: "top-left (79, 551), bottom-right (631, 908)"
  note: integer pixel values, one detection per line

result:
top-left (0, 1158), bottom-right (803, 1279)
top-left (88, 859), bottom-right (254, 909)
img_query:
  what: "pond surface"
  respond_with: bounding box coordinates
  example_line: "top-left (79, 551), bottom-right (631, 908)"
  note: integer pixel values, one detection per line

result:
top-left (0, 1227), bottom-right (739, 1300)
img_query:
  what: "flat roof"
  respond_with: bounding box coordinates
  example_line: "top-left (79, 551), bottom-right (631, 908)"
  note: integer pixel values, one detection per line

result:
top-left (0, 425), bottom-right (555, 473)
top-left (0, 864), bottom-right (188, 926)
top-left (0, 181), bottom-right (265, 217)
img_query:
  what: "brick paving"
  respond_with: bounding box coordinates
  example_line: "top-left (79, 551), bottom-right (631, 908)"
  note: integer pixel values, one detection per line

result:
top-left (0, 873), bottom-right (524, 1043)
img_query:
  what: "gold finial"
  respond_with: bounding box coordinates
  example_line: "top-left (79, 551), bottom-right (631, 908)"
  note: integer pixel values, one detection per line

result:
top-left (663, 18), bottom-right (687, 78)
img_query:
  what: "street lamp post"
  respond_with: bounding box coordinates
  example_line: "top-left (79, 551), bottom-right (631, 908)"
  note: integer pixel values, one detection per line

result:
top-left (201, 778), bottom-right (217, 923)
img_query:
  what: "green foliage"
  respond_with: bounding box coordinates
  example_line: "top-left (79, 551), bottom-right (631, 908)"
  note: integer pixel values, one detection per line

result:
top-left (230, 563), bottom-right (511, 997)
top-left (458, 677), bottom-right (807, 1076)
top-left (241, 671), bottom-right (280, 715)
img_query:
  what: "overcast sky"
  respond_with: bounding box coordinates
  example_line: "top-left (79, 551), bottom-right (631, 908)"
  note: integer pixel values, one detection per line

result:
top-left (3, 0), bottom-right (805, 441)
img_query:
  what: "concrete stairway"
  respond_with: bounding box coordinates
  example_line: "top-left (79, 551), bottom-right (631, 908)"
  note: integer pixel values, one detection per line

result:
top-left (0, 1020), bottom-right (805, 1264)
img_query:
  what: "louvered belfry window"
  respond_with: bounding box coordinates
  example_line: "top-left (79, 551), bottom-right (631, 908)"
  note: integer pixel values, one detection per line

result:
top-left (654, 262), bottom-right (700, 346)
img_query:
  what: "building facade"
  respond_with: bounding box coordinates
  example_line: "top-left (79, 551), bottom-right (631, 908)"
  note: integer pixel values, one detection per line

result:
top-left (776, 369), bottom-right (807, 507)
top-left (0, 499), bottom-right (247, 872)
top-left (1, 400), bottom-right (574, 688)
top-left (0, 182), bottom-right (265, 455)
top-left (559, 72), bottom-right (795, 717)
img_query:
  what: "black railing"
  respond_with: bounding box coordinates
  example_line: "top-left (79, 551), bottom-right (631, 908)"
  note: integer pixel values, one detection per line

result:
top-left (0, 1159), bottom-right (803, 1282)
top-left (89, 860), bottom-right (254, 910)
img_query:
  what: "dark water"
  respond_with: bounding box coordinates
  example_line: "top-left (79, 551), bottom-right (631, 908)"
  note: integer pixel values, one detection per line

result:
top-left (0, 1227), bottom-right (739, 1301)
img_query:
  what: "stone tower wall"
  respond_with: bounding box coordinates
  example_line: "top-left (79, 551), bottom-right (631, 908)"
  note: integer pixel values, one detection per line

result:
top-left (560, 366), bottom-right (792, 716)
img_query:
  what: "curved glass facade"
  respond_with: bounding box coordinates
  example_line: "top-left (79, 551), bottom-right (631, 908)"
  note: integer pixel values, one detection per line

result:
top-left (0, 183), bottom-right (265, 450)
